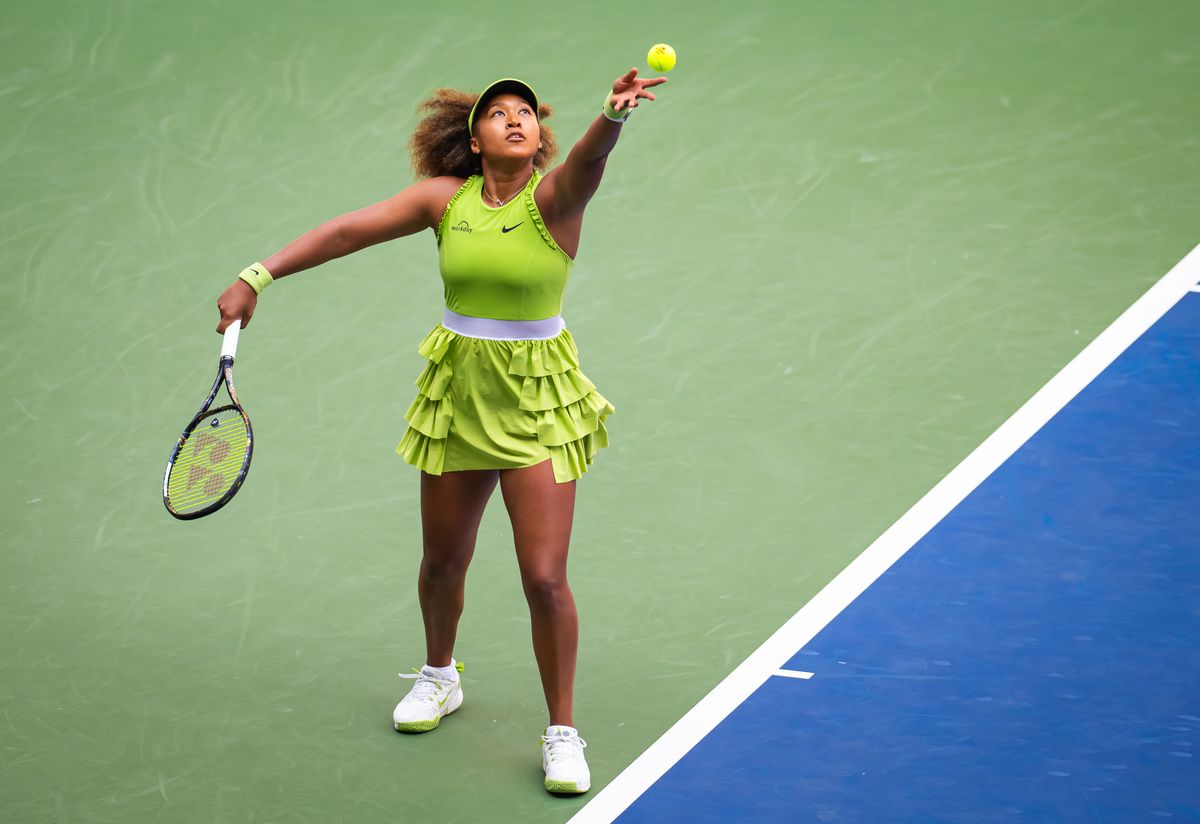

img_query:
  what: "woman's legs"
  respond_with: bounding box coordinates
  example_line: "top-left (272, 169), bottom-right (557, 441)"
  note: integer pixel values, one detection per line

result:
top-left (418, 468), bottom-right (500, 667)
top-left (499, 458), bottom-right (578, 727)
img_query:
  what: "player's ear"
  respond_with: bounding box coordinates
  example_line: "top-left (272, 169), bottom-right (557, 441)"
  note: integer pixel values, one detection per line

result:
top-left (470, 136), bottom-right (479, 154)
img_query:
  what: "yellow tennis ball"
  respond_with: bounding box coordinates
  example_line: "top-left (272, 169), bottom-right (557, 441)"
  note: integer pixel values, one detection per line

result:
top-left (647, 43), bottom-right (676, 73)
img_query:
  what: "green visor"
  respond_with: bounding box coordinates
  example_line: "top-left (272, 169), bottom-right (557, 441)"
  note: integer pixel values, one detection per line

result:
top-left (467, 78), bottom-right (539, 134)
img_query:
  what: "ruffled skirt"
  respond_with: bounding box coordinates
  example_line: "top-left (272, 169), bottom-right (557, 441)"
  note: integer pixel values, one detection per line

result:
top-left (396, 323), bottom-right (615, 483)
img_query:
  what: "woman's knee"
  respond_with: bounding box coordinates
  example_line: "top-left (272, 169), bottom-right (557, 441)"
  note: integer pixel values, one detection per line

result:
top-left (420, 545), bottom-right (473, 584)
top-left (522, 573), bottom-right (573, 612)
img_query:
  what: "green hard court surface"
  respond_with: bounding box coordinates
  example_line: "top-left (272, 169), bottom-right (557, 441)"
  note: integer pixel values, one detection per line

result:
top-left (2, 1), bottom-right (1198, 821)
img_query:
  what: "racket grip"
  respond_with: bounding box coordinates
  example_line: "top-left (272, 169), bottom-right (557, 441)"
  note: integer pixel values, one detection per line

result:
top-left (221, 319), bottom-right (242, 360)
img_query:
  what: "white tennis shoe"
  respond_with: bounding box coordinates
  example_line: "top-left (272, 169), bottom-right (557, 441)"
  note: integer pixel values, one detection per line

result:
top-left (393, 661), bottom-right (464, 733)
top-left (541, 724), bottom-right (590, 793)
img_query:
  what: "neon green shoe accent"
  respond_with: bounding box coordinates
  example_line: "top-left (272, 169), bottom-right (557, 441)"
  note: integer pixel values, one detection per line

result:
top-left (394, 717), bottom-right (443, 733)
top-left (544, 778), bottom-right (588, 794)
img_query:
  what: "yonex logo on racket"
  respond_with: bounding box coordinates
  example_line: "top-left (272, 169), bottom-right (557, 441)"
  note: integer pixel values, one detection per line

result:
top-left (190, 431), bottom-right (232, 464)
top-left (188, 465), bottom-right (226, 496)
top-left (183, 432), bottom-right (234, 495)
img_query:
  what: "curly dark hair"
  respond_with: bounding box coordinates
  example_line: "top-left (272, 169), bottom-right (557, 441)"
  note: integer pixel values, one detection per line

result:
top-left (409, 88), bottom-right (557, 180)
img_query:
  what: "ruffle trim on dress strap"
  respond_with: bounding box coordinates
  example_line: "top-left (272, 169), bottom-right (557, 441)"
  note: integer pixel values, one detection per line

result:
top-left (524, 171), bottom-right (571, 261)
top-left (397, 324), bottom-right (614, 483)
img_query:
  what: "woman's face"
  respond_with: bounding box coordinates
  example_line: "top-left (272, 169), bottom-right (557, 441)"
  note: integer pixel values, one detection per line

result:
top-left (471, 93), bottom-right (541, 164)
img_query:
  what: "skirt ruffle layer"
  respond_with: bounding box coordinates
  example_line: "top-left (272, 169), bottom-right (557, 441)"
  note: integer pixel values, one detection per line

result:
top-left (396, 324), bottom-right (614, 483)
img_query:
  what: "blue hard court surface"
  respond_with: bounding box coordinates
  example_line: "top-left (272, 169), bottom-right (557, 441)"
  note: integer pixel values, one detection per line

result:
top-left (617, 294), bottom-right (1200, 822)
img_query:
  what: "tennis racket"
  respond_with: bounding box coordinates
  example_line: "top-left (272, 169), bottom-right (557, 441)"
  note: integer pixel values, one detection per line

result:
top-left (163, 320), bottom-right (254, 519)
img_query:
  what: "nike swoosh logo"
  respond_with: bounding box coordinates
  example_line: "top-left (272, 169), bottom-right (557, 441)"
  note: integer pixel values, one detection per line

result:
top-left (502, 222), bottom-right (523, 233)
top-left (437, 693), bottom-right (451, 709)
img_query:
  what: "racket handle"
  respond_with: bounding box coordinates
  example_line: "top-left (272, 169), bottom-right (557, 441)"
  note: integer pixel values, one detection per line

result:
top-left (221, 319), bottom-right (242, 360)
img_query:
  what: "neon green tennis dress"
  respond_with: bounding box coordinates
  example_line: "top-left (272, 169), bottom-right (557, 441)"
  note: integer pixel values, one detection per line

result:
top-left (396, 171), bottom-right (614, 483)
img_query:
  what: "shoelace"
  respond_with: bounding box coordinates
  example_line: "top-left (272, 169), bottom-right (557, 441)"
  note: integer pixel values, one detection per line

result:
top-left (541, 734), bottom-right (588, 763)
top-left (398, 669), bottom-right (454, 704)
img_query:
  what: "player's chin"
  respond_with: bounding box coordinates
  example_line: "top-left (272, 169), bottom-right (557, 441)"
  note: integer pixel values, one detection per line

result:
top-left (497, 140), bottom-right (537, 159)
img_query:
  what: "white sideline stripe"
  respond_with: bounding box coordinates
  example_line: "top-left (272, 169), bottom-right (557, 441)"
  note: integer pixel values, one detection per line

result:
top-left (568, 243), bottom-right (1200, 824)
top-left (773, 669), bottom-right (814, 680)
top-left (1189, 285), bottom-right (1200, 293)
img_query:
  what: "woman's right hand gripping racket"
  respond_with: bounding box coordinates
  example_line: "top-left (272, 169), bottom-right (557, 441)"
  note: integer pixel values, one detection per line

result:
top-left (163, 320), bottom-right (254, 519)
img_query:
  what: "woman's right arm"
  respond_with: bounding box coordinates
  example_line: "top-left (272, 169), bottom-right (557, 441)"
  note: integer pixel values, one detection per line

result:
top-left (216, 175), bottom-right (464, 332)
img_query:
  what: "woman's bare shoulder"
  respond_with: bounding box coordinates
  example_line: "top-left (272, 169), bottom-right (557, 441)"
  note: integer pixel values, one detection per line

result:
top-left (417, 175), bottom-right (470, 215)
top-left (421, 175), bottom-right (469, 196)
top-left (398, 175), bottom-right (463, 224)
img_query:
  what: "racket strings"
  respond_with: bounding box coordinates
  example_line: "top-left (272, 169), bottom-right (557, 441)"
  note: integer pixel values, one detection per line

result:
top-left (166, 406), bottom-right (250, 513)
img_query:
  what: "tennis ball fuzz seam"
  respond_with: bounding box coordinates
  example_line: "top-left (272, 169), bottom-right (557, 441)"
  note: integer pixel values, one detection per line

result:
top-left (647, 43), bottom-right (676, 73)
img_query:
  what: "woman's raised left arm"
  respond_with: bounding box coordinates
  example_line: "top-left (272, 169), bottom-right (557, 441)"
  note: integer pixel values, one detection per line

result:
top-left (540, 68), bottom-right (667, 220)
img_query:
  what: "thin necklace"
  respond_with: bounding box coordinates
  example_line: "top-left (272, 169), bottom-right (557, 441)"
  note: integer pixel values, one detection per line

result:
top-left (482, 171), bottom-right (533, 206)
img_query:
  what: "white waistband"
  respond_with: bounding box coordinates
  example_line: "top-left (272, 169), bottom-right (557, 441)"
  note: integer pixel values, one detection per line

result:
top-left (442, 308), bottom-right (566, 340)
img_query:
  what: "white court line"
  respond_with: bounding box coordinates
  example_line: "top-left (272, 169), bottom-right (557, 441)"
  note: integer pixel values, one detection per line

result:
top-left (773, 669), bottom-right (814, 680)
top-left (568, 243), bottom-right (1200, 824)
top-left (1189, 285), bottom-right (1200, 293)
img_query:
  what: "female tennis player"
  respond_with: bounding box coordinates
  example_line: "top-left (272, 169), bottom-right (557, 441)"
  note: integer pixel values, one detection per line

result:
top-left (215, 69), bottom-right (666, 794)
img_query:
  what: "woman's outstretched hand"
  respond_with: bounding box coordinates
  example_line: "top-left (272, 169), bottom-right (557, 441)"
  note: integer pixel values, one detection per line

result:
top-left (608, 67), bottom-right (667, 113)
top-left (216, 279), bottom-right (258, 333)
